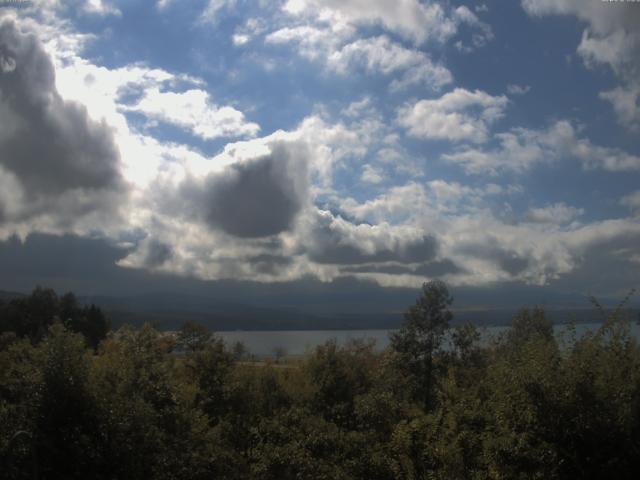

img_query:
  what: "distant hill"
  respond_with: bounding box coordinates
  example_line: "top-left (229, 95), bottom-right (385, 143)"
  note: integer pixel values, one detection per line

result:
top-left (2, 289), bottom-right (636, 331)
top-left (79, 292), bottom-right (403, 331)
top-left (0, 290), bottom-right (26, 301)
top-left (80, 292), bottom-right (636, 331)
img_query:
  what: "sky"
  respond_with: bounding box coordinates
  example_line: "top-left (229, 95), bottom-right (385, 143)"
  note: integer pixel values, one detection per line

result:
top-left (0, 0), bottom-right (639, 312)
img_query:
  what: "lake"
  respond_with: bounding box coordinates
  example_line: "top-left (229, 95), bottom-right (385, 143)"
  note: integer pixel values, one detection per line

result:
top-left (218, 322), bottom-right (640, 357)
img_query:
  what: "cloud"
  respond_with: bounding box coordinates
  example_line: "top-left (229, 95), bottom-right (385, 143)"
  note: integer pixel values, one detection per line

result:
top-left (0, 19), bottom-right (125, 231)
top-left (397, 88), bottom-right (508, 143)
top-left (7, 4), bottom-right (636, 296)
top-left (522, 0), bottom-right (640, 131)
top-left (343, 258), bottom-right (464, 278)
top-left (302, 209), bottom-right (439, 265)
top-left (181, 141), bottom-right (309, 238)
top-left (141, 238), bottom-right (174, 268)
top-left (199, 0), bottom-right (238, 24)
top-left (122, 87), bottom-right (260, 140)
top-left (621, 191), bottom-right (640, 213)
top-left (452, 5), bottom-right (494, 52)
top-left (457, 241), bottom-right (531, 276)
top-left (82, 0), bottom-right (120, 16)
top-left (327, 35), bottom-right (452, 91)
top-left (265, 25), bottom-right (346, 60)
top-left (443, 120), bottom-right (640, 174)
top-left (266, 30), bottom-right (452, 92)
top-left (360, 164), bottom-right (383, 184)
top-left (599, 85), bottom-right (640, 133)
top-left (282, 0), bottom-right (457, 45)
top-left (339, 182), bottom-right (430, 224)
top-left (507, 84), bottom-right (531, 95)
top-left (525, 203), bottom-right (584, 225)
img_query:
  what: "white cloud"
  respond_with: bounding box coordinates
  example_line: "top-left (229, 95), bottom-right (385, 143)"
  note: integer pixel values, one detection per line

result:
top-left (231, 17), bottom-right (268, 46)
top-left (397, 88), bottom-right (508, 143)
top-left (282, 0), bottom-right (457, 45)
top-left (360, 164), bottom-right (383, 184)
top-left (507, 84), bottom-right (531, 95)
top-left (7, 1), bottom-right (639, 293)
top-left (122, 88), bottom-right (260, 140)
top-left (265, 25), bottom-right (346, 61)
top-left (443, 120), bottom-right (640, 174)
top-left (327, 35), bottom-right (452, 91)
top-left (599, 85), bottom-right (640, 133)
top-left (267, 29), bottom-right (452, 91)
top-left (337, 179), bottom-right (640, 287)
top-left (82, 0), bottom-right (120, 16)
top-left (452, 5), bottom-right (494, 52)
top-left (340, 182), bottom-right (430, 224)
top-left (525, 203), bottom-right (584, 225)
top-left (199, 0), bottom-right (237, 24)
top-left (621, 191), bottom-right (640, 212)
top-left (232, 33), bottom-right (250, 46)
top-left (522, 0), bottom-right (640, 131)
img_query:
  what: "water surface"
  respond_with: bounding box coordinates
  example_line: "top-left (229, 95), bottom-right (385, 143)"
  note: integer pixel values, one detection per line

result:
top-left (218, 322), bottom-right (640, 357)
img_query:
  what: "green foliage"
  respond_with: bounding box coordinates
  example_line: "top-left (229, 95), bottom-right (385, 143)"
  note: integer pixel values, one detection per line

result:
top-left (0, 287), bottom-right (109, 348)
top-left (305, 338), bottom-right (378, 428)
top-left (390, 280), bottom-right (453, 409)
top-left (177, 320), bottom-right (213, 352)
top-left (1, 284), bottom-right (640, 479)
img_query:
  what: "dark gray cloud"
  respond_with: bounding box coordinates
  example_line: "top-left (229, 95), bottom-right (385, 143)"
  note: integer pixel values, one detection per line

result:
top-left (550, 230), bottom-right (640, 297)
top-left (344, 258), bottom-right (464, 277)
top-left (183, 142), bottom-right (308, 238)
top-left (143, 239), bottom-right (173, 267)
top-left (0, 233), bottom-right (130, 282)
top-left (0, 233), bottom-right (634, 328)
top-left (248, 254), bottom-right (292, 275)
top-left (307, 214), bottom-right (439, 265)
top-left (458, 241), bottom-right (531, 276)
top-left (0, 19), bottom-right (124, 224)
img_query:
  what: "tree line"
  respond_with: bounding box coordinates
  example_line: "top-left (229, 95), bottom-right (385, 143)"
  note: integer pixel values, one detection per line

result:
top-left (1, 281), bottom-right (639, 479)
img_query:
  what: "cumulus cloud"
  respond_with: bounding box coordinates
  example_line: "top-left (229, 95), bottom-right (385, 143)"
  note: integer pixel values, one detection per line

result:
top-left (180, 141), bottom-right (309, 238)
top-left (452, 5), bottom-right (494, 52)
top-left (621, 191), bottom-right (640, 213)
top-left (199, 0), bottom-right (238, 24)
top-left (302, 209), bottom-right (439, 265)
top-left (265, 25), bottom-right (347, 60)
top-left (343, 259), bottom-right (464, 278)
top-left (282, 0), bottom-right (457, 45)
top-left (522, 0), bottom-right (640, 131)
top-left (82, 0), bottom-right (120, 16)
top-left (525, 203), bottom-right (584, 225)
top-left (599, 85), bottom-right (640, 133)
top-left (5, 2), bottom-right (636, 296)
top-left (360, 164), bottom-right (383, 184)
top-left (457, 241), bottom-right (531, 277)
top-left (443, 120), bottom-right (640, 174)
top-left (267, 30), bottom-right (452, 92)
top-left (122, 87), bottom-right (260, 140)
top-left (397, 88), bottom-right (508, 143)
top-left (327, 35), bottom-right (452, 91)
top-left (507, 84), bottom-right (531, 95)
top-left (141, 238), bottom-right (174, 268)
top-left (266, 2), bottom-right (493, 93)
top-left (0, 19), bottom-right (125, 232)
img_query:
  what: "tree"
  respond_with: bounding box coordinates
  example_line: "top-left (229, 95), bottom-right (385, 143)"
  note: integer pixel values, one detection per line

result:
top-left (390, 280), bottom-right (453, 410)
top-left (177, 320), bottom-right (212, 353)
top-left (503, 306), bottom-right (554, 350)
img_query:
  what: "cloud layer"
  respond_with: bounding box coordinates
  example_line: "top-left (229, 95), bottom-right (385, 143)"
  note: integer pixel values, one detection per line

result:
top-left (0, 19), bottom-right (125, 233)
top-left (0, 1), bottom-right (638, 300)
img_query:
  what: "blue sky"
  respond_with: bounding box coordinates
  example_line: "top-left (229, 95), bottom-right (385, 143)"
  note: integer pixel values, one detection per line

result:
top-left (0, 0), bottom-right (639, 307)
